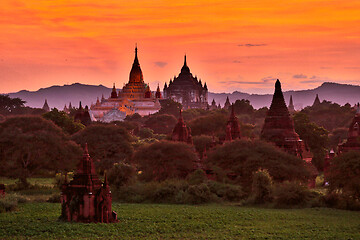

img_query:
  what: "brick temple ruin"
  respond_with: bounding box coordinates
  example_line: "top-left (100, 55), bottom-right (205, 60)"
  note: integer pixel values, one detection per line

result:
top-left (60, 144), bottom-right (117, 223)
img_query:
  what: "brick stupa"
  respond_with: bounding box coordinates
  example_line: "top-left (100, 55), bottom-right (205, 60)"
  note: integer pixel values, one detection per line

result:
top-left (225, 104), bottom-right (241, 141)
top-left (171, 109), bottom-right (193, 144)
top-left (338, 103), bottom-right (360, 153)
top-left (261, 79), bottom-right (305, 157)
top-left (60, 144), bottom-right (117, 223)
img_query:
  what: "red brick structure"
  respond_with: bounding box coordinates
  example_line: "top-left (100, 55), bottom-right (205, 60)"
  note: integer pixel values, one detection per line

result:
top-left (313, 94), bottom-right (321, 106)
top-left (74, 102), bottom-right (92, 126)
top-left (171, 109), bottom-right (193, 144)
top-left (338, 103), bottom-right (360, 153)
top-left (155, 84), bottom-right (162, 99)
top-left (60, 144), bottom-right (117, 223)
top-left (261, 79), bottom-right (306, 158)
top-left (225, 104), bottom-right (241, 141)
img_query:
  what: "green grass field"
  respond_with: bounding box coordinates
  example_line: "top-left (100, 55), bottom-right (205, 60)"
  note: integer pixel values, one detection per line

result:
top-left (0, 203), bottom-right (359, 239)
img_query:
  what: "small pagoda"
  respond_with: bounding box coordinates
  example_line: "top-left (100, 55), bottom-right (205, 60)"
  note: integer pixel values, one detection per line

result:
top-left (261, 79), bottom-right (305, 157)
top-left (288, 95), bottom-right (295, 113)
top-left (74, 102), bottom-right (92, 126)
top-left (338, 103), bottom-right (360, 154)
top-left (171, 109), bottom-right (193, 144)
top-left (60, 144), bottom-right (117, 223)
top-left (225, 104), bottom-right (241, 141)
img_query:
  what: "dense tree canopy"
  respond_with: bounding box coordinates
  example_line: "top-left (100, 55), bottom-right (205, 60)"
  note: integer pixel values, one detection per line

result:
top-left (293, 112), bottom-right (329, 170)
top-left (188, 110), bottom-right (228, 137)
top-left (43, 108), bottom-right (85, 135)
top-left (0, 116), bottom-right (81, 185)
top-left (72, 124), bottom-right (135, 173)
top-left (301, 101), bottom-right (354, 131)
top-left (0, 95), bottom-right (26, 115)
top-left (326, 151), bottom-right (360, 199)
top-left (206, 139), bottom-right (310, 188)
top-left (144, 114), bottom-right (177, 134)
top-left (158, 99), bottom-right (182, 117)
top-left (133, 141), bottom-right (198, 181)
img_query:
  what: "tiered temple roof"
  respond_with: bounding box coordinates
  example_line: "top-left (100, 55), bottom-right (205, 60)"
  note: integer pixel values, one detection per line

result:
top-left (261, 79), bottom-right (304, 157)
top-left (164, 55), bottom-right (208, 109)
top-left (60, 144), bottom-right (117, 223)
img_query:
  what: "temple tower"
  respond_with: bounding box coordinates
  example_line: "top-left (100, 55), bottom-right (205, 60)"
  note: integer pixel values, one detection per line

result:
top-left (261, 79), bottom-right (304, 157)
top-left (313, 94), bottom-right (321, 106)
top-left (42, 99), bottom-right (50, 112)
top-left (225, 104), bottom-right (241, 141)
top-left (338, 103), bottom-right (360, 153)
top-left (60, 144), bottom-right (117, 223)
top-left (288, 95), bottom-right (295, 113)
top-left (171, 109), bottom-right (193, 144)
top-left (224, 96), bottom-right (231, 109)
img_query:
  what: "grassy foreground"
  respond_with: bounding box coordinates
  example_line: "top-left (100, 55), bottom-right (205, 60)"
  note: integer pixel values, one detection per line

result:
top-left (0, 203), bottom-right (359, 239)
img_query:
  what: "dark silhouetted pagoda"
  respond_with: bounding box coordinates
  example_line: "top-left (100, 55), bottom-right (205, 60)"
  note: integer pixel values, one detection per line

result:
top-left (225, 104), bottom-right (241, 141)
top-left (313, 94), bottom-right (321, 106)
top-left (42, 99), bottom-right (50, 112)
top-left (163, 55), bottom-right (208, 109)
top-left (288, 95), bottom-right (295, 113)
top-left (74, 102), bottom-right (92, 126)
top-left (224, 96), bottom-right (231, 109)
top-left (261, 79), bottom-right (304, 157)
top-left (338, 103), bottom-right (360, 153)
top-left (60, 144), bottom-right (117, 223)
top-left (171, 109), bottom-right (193, 144)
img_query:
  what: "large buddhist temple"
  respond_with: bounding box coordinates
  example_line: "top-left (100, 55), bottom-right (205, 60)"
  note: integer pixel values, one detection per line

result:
top-left (163, 55), bottom-right (208, 109)
top-left (90, 47), bottom-right (161, 122)
top-left (261, 79), bottom-right (306, 158)
top-left (338, 103), bottom-right (360, 153)
top-left (60, 144), bottom-right (117, 223)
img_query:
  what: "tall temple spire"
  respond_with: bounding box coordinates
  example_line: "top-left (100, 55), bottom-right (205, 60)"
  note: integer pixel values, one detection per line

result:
top-left (313, 94), bottom-right (320, 106)
top-left (129, 44), bottom-right (144, 83)
top-left (288, 95), bottom-right (295, 113)
top-left (181, 54), bottom-right (190, 74)
top-left (225, 104), bottom-right (241, 141)
top-left (111, 83), bottom-right (118, 98)
top-left (261, 79), bottom-right (304, 157)
top-left (42, 99), bottom-right (50, 112)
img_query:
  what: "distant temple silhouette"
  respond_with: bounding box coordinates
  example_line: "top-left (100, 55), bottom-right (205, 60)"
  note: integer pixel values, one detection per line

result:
top-left (171, 109), bottom-right (193, 144)
top-left (225, 104), bottom-right (241, 141)
top-left (163, 55), bottom-right (208, 109)
top-left (338, 103), bottom-right (360, 153)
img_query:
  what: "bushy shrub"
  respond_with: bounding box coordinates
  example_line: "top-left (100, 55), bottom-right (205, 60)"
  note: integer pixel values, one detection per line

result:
top-left (323, 192), bottom-right (360, 211)
top-left (208, 181), bottom-right (246, 202)
top-left (187, 169), bottom-right (207, 185)
top-left (107, 163), bottom-right (136, 188)
top-left (0, 194), bottom-right (27, 213)
top-left (272, 181), bottom-right (312, 207)
top-left (184, 183), bottom-right (214, 204)
top-left (139, 128), bottom-right (154, 139)
top-left (248, 169), bottom-right (273, 204)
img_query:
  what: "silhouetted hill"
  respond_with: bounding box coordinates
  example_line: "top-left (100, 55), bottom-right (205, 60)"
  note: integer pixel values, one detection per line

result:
top-left (5, 82), bottom-right (360, 110)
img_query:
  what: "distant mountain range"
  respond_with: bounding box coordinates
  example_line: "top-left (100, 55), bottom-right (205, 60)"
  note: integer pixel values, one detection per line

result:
top-left (5, 82), bottom-right (360, 110)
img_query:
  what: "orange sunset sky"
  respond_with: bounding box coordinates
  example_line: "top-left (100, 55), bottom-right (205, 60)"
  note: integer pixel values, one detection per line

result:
top-left (1, 0), bottom-right (360, 94)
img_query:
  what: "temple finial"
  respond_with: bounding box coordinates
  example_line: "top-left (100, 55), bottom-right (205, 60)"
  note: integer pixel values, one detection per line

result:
top-left (184, 54), bottom-right (187, 66)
